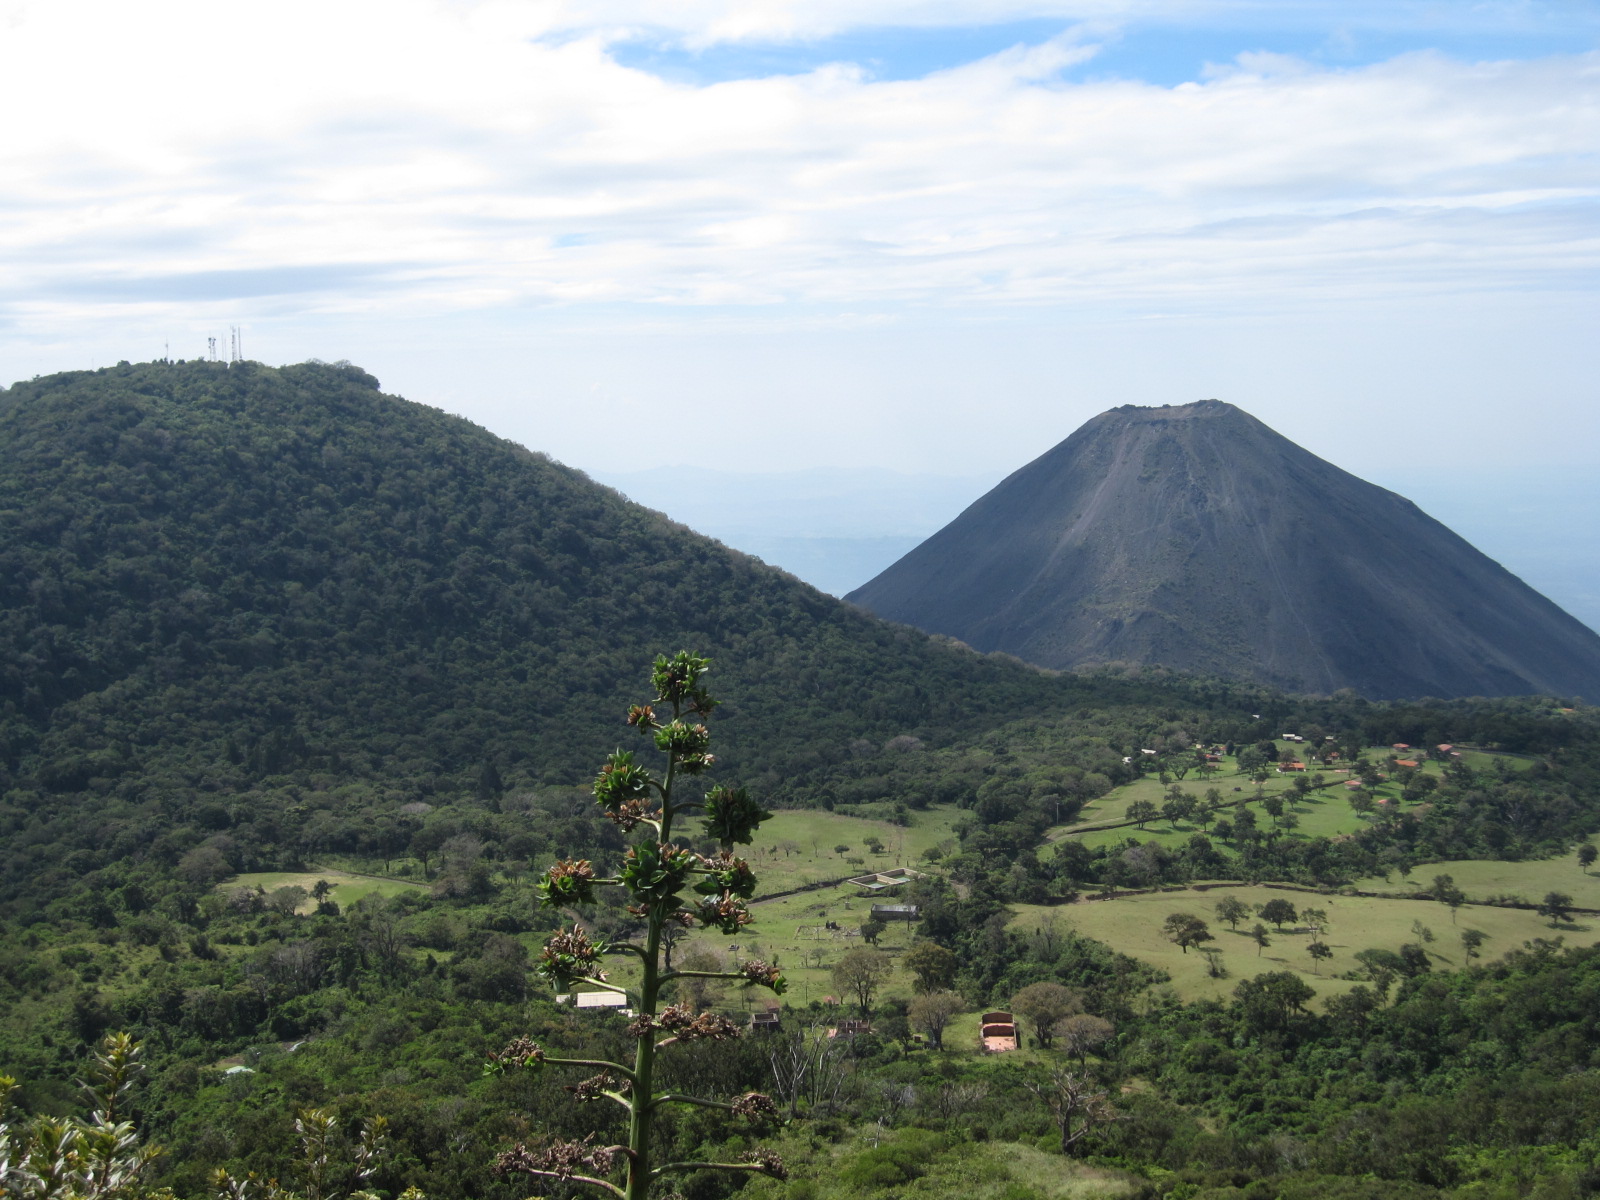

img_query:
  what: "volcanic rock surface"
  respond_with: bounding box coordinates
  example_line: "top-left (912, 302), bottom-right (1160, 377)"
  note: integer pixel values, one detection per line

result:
top-left (847, 401), bottom-right (1600, 700)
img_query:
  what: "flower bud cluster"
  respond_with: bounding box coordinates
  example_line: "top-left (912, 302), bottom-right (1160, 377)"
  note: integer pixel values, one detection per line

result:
top-left (536, 859), bottom-right (598, 907)
top-left (495, 1134), bottom-right (619, 1181)
top-left (536, 926), bottom-right (609, 987)
top-left (565, 1072), bottom-right (621, 1102)
top-left (742, 1149), bottom-right (788, 1180)
top-left (486, 1036), bottom-right (545, 1072)
top-left (738, 960), bottom-right (786, 993)
top-left (731, 1092), bottom-right (779, 1121)
top-left (655, 1004), bottom-right (742, 1042)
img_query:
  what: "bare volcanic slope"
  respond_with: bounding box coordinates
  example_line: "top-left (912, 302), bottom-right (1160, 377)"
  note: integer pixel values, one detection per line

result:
top-left (847, 401), bottom-right (1600, 700)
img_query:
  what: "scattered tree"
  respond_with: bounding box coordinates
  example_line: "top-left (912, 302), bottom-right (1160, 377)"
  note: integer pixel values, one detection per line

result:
top-left (902, 942), bottom-right (958, 994)
top-left (1012, 981), bottom-right (1082, 1049)
top-left (1233, 970), bottom-right (1315, 1035)
top-left (1539, 891), bottom-right (1575, 927)
top-left (1307, 941), bottom-right (1333, 973)
top-left (1056, 1014), bottom-right (1115, 1065)
top-left (859, 917), bottom-right (886, 946)
top-left (1162, 912), bottom-right (1214, 954)
top-left (1259, 899), bottom-right (1298, 930)
top-left (1214, 895), bottom-right (1251, 929)
top-left (1127, 799), bottom-right (1158, 830)
top-left (833, 947), bottom-right (894, 1016)
top-left (1023, 1068), bottom-right (1120, 1157)
top-left (907, 992), bottom-right (964, 1049)
top-left (1250, 923), bottom-right (1271, 956)
top-left (1460, 928), bottom-right (1488, 959)
top-left (1579, 843), bottom-right (1598, 873)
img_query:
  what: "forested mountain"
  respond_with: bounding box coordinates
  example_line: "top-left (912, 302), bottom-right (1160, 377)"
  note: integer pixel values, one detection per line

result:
top-left (0, 358), bottom-right (1160, 909)
top-left (848, 400), bottom-right (1600, 700)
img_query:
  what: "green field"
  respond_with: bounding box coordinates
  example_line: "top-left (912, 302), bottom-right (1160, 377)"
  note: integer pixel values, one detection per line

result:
top-left (1011, 885), bottom-right (1600, 1007)
top-left (222, 869), bottom-right (426, 912)
top-left (568, 806), bottom-right (963, 1014)
top-left (1046, 745), bottom-right (1506, 856)
top-left (1352, 836), bottom-right (1600, 907)
top-left (741, 805), bottom-right (963, 893)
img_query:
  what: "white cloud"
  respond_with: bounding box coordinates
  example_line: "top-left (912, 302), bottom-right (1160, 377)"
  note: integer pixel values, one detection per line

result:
top-left (2, 1), bottom-right (1596, 330)
top-left (1, 0), bottom-right (1596, 489)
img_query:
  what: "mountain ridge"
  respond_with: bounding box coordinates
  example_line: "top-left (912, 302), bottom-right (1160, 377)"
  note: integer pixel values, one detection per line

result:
top-left (0, 358), bottom-right (1116, 831)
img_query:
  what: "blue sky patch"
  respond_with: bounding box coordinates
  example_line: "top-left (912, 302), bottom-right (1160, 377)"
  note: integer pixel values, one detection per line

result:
top-left (608, 18), bottom-right (1598, 88)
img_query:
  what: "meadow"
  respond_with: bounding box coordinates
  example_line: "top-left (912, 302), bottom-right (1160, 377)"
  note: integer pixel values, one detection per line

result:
top-left (588, 805), bottom-right (969, 1020)
top-left (1010, 883), bottom-right (1600, 1006)
top-left (222, 869), bottom-right (426, 913)
top-left (1351, 835), bottom-right (1600, 907)
top-left (1048, 744), bottom-right (1512, 854)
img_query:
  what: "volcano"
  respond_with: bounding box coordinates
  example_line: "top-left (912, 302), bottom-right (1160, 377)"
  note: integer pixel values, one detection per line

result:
top-left (846, 401), bottom-right (1600, 700)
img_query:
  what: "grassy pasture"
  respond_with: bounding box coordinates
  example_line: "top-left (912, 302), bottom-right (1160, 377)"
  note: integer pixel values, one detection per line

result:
top-left (223, 869), bottom-right (424, 913)
top-left (1352, 837), bottom-right (1600, 908)
top-left (1011, 885), bottom-right (1600, 1007)
top-left (571, 806), bottom-right (962, 1013)
top-left (1048, 744), bottom-right (1514, 855)
top-left (740, 805), bottom-right (963, 894)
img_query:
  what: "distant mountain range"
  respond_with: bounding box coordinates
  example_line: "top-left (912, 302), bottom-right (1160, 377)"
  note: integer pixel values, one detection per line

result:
top-left (847, 400), bottom-right (1600, 700)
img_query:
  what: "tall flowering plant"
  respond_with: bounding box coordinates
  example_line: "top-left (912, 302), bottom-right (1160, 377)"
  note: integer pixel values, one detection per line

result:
top-left (490, 653), bottom-right (786, 1200)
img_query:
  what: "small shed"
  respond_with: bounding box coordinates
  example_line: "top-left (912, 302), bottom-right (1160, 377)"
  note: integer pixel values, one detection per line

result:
top-left (979, 1011), bottom-right (1019, 1053)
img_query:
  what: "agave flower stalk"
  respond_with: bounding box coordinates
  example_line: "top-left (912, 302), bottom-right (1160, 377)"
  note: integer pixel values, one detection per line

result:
top-left (494, 653), bottom-right (787, 1200)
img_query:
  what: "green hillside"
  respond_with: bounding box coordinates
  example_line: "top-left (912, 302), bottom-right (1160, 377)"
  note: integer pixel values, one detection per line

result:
top-left (0, 358), bottom-right (1143, 909)
top-left (10, 361), bottom-right (1600, 1200)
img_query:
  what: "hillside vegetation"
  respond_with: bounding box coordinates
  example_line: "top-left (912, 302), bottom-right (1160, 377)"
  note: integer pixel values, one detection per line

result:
top-left (8, 362), bottom-right (1600, 1199)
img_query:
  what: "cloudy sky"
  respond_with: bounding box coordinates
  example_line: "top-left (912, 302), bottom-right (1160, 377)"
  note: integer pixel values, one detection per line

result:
top-left (2, 0), bottom-right (1597, 491)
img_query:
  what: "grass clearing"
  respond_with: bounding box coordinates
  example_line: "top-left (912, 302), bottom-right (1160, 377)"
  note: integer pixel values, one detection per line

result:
top-left (222, 869), bottom-right (425, 913)
top-left (573, 806), bottom-right (963, 1014)
top-left (1046, 744), bottom-right (1518, 856)
top-left (1011, 885), bottom-right (1600, 1007)
top-left (1352, 838), bottom-right (1600, 908)
top-left (746, 806), bottom-right (963, 893)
